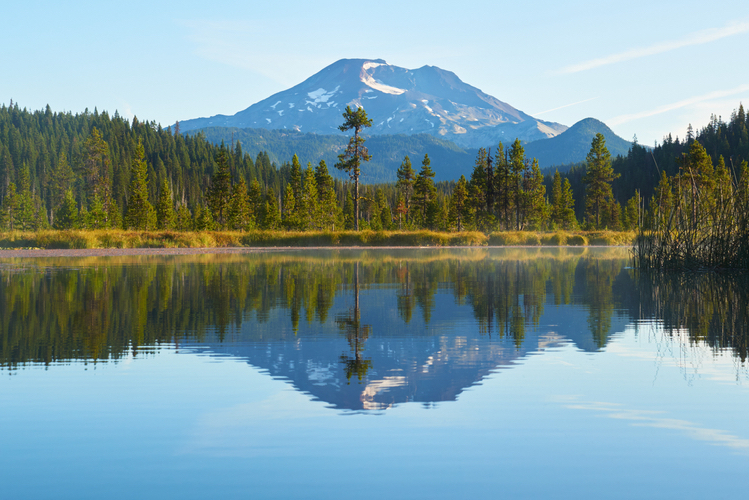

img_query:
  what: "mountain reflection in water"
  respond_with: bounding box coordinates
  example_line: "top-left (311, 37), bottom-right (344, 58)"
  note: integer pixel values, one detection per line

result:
top-left (1, 248), bottom-right (747, 410)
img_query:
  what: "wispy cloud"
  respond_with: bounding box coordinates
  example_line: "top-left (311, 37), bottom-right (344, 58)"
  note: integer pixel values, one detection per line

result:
top-left (557, 397), bottom-right (749, 453)
top-left (557, 21), bottom-right (749, 74)
top-left (533, 97), bottom-right (599, 116)
top-left (608, 84), bottom-right (749, 126)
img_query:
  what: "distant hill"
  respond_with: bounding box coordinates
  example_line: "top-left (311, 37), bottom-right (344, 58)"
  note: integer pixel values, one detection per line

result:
top-left (190, 127), bottom-right (476, 183)
top-left (524, 118), bottom-right (634, 170)
top-left (177, 58), bottom-right (567, 148)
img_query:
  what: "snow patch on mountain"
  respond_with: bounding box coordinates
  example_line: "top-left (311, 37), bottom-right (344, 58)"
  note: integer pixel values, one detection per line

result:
top-left (362, 61), bottom-right (383, 71)
top-left (360, 64), bottom-right (406, 95)
top-left (306, 86), bottom-right (339, 105)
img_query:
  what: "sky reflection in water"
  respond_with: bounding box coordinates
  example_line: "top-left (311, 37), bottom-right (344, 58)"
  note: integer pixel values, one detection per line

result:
top-left (1, 248), bottom-right (748, 499)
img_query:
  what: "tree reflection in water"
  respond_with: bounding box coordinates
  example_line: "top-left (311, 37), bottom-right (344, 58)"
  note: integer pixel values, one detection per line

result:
top-left (633, 271), bottom-right (749, 362)
top-left (337, 262), bottom-right (372, 383)
top-left (1, 248), bottom-right (747, 374)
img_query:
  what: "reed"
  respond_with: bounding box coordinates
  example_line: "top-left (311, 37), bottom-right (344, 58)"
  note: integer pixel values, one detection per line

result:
top-left (634, 187), bottom-right (749, 271)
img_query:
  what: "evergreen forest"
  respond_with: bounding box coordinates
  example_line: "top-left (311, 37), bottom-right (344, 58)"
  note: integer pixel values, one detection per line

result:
top-left (1, 101), bottom-right (747, 235)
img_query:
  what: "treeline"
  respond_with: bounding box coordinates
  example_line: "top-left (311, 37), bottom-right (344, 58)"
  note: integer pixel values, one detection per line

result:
top-left (0, 102), bottom-right (285, 231)
top-left (2, 101), bottom-right (748, 234)
top-left (557, 104), bottom-right (749, 224)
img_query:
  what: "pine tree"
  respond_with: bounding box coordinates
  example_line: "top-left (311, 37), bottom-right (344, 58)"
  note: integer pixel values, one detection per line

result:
top-left (107, 198), bottom-right (123, 230)
top-left (508, 139), bottom-right (526, 230)
top-left (301, 166), bottom-right (318, 230)
top-left (195, 204), bottom-right (215, 231)
top-left (395, 157), bottom-right (415, 227)
top-left (449, 175), bottom-right (471, 231)
top-left (494, 143), bottom-right (511, 230)
top-left (550, 171), bottom-right (564, 227)
top-left (413, 154), bottom-right (436, 228)
top-left (560, 178), bottom-right (577, 230)
top-left (78, 205), bottom-right (90, 230)
top-left (524, 159), bottom-right (549, 230)
top-left (81, 127), bottom-right (111, 203)
top-left (125, 141), bottom-right (155, 230)
top-left (156, 179), bottom-right (177, 230)
top-left (335, 106), bottom-right (372, 230)
top-left (315, 161), bottom-right (340, 230)
top-left (262, 189), bottom-right (281, 230)
top-left (343, 191), bottom-right (355, 230)
top-left (375, 188), bottom-right (392, 230)
top-left (208, 148), bottom-right (232, 229)
top-left (88, 195), bottom-right (108, 229)
top-left (16, 163), bottom-right (36, 230)
top-left (35, 198), bottom-right (50, 230)
top-left (395, 194), bottom-right (407, 230)
top-left (583, 133), bottom-right (619, 228)
top-left (676, 140), bottom-right (714, 227)
top-left (176, 203), bottom-right (192, 231)
top-left (603, 199), bottom-right (622, 230)
top-left (49, 151), bottom-right (76, 212)
top-left (283, 184), bottom-right (300, 230)
top-left (468, 148), bottom-right (489, 229)
top-left (1, 182), bottom-right (18, 230)
top-left (54, 189), bottom-right (79, 230)
top-left (622, 191), bottom-right (641, 231)
top-left (248, 179), bottom-right (264, 221)
top-left (289, 155), bottom-right (304, 203)
top-left (368, 194), bottom-right (382, 230)
top-left (227, 178), bottom-right (253, 231)
top-left (436, 198), bottom-right (450, 231)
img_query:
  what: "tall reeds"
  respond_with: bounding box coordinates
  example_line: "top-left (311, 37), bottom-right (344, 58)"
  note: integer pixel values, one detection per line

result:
top-left (634, 144), bottom-right (749, 271)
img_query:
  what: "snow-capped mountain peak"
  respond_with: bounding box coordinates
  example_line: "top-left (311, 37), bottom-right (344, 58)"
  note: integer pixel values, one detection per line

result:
top-left (177, 58), bottom-right (567, 147)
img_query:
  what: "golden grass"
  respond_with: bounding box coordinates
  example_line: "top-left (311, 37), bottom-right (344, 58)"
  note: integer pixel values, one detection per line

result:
top-left (0, 229), bottom-right (636, 250)
top-left (488, 230), bottom-right (634, 247)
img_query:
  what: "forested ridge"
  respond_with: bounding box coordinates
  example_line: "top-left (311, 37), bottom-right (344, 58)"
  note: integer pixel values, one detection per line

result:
top-left (1, 101), bottom-right (747, 234)
top-left (554, 105), bottom-right (749, 222)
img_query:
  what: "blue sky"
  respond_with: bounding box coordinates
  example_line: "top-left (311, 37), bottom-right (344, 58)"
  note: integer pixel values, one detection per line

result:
top-left (3, 0), bottom-right (748, 146)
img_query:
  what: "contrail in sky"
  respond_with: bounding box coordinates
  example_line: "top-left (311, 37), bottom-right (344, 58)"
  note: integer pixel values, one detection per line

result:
top-left (533, 97), bottom-right (599, 116)
top-left (557, 21), bottom-right (749, 74)
top-left (608, 84), bottom-right (749, 126)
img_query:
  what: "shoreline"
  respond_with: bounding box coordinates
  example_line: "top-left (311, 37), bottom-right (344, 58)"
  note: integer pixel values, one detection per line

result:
top-left (0, 245), bottom-right (632, 258)
top-left (0, 229), bottom-right (636, 253)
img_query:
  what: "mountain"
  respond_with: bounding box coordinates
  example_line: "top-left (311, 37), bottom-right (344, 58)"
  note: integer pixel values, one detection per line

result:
top-left (178, 58), bottom-right (567, 148)
top-left (524, 117), bottom-right (634, 170)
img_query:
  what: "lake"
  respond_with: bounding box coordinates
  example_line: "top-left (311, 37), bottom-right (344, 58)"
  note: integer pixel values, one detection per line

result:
top-left (1, 247), bottom-right (748, 499)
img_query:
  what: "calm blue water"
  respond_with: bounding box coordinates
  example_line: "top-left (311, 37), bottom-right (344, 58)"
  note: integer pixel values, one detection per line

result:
top-left (1, 248), bottom-right (748, 499)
